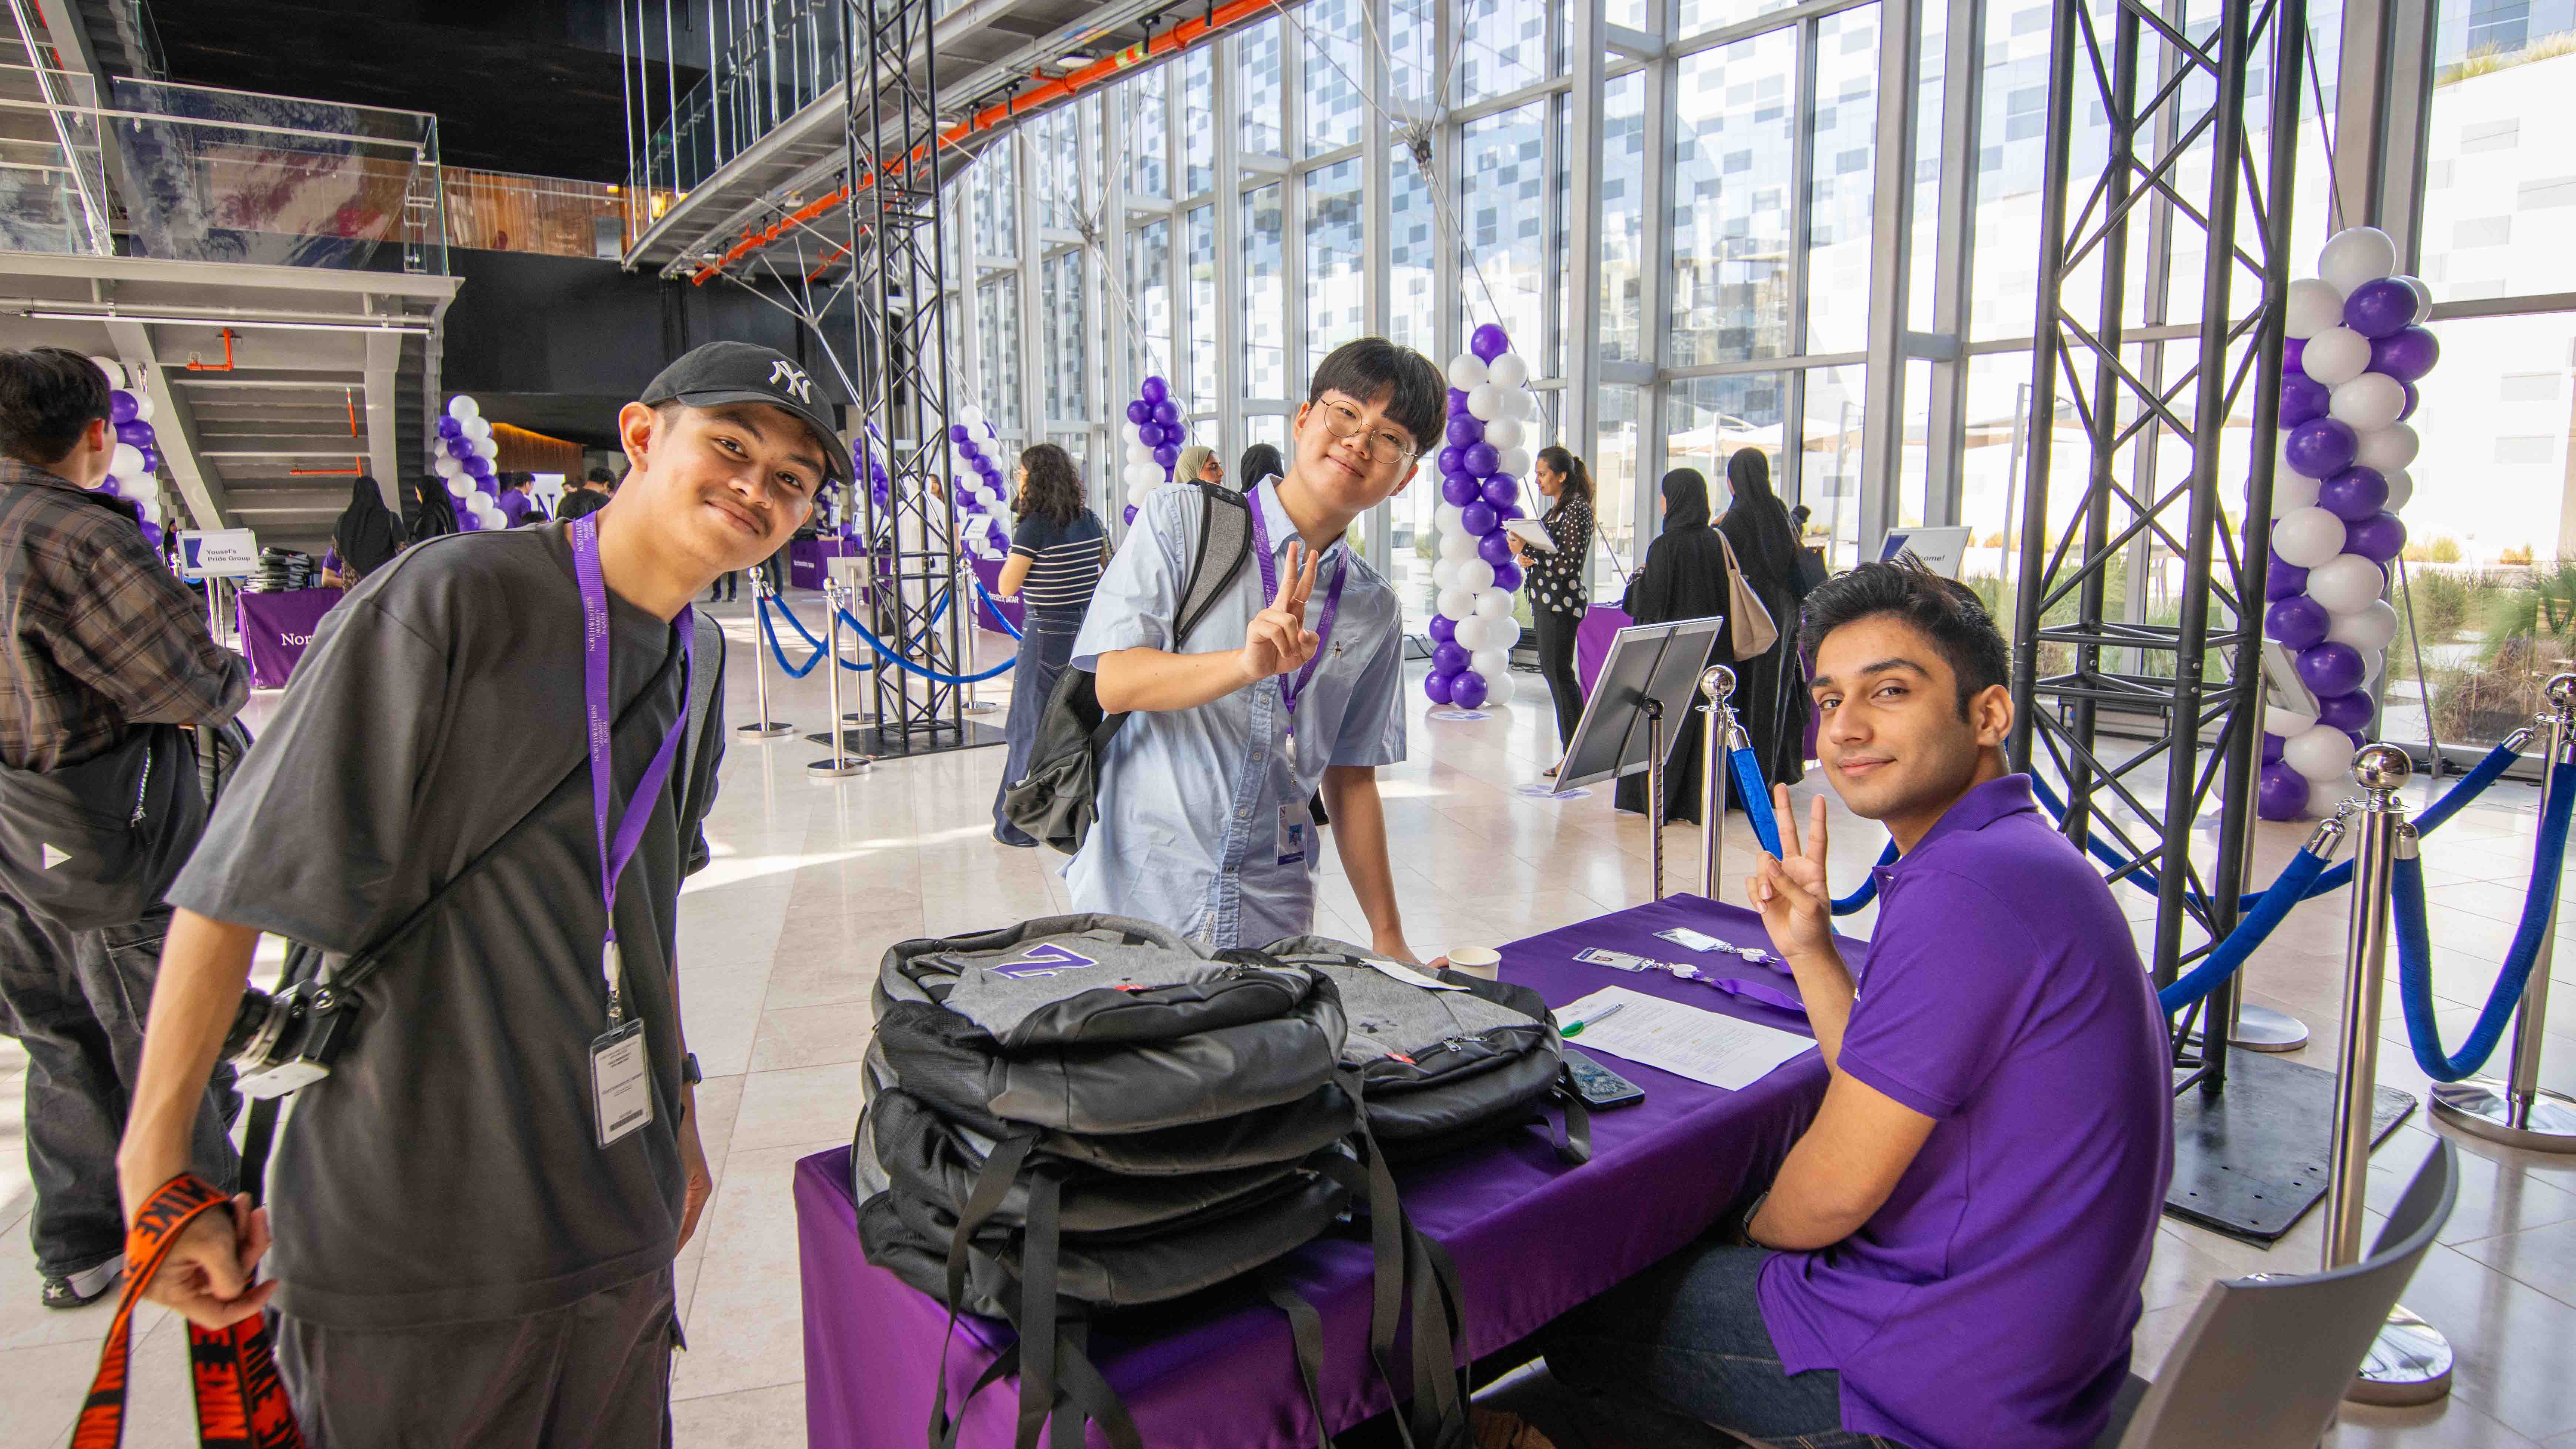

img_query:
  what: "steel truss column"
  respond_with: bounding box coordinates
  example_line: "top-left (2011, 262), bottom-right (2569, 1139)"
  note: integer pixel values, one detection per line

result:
top-left (2008, 0), bottom-right (2305, 1097)
top-left (843, 0), bottom-right (967, 754)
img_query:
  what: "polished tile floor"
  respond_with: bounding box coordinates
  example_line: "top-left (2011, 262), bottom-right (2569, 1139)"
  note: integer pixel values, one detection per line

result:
top-left (3, 596), bottom-right (2574, 1447)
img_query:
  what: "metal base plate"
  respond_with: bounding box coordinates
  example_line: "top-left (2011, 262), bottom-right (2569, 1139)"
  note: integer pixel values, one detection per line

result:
top-left (2429, 1080), bottom-right (2576, 1153)
top-left (2229, 1003), bottom-right (2311, 1053)
top-left (737, 721), bottom-right (795, 738)
top-left (2346, 1304), bottom-right (2453, 1406)
top-left (2167, 1048), bottom-right (2416, 1243)
top-left (806, 757), bottom-right (870, 777)
top-left (803, 721), bottom-right (1008, 759)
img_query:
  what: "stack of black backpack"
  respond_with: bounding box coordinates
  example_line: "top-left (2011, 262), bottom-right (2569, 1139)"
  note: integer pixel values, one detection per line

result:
top-left (854, 916), bottom-right (1591, 1449)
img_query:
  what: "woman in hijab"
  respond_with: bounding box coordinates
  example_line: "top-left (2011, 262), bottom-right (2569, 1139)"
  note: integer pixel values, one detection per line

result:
top-left (329, 475), bottom-right (407, 585)
top-left (1718, 447), bottom-right (1812, 790)
top-left (1173, 444), bottom-right (1225, 488)
top-left (408, 474), bottom-right (459, 544)
top-left (1238, 442), bottom-right (1285, 492)
top-left (1613, 468), bottom-right (1740, 824)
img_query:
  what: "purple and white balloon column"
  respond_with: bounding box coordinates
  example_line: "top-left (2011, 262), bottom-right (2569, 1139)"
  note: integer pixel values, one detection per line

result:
top-left (1423, 323), bottom-right (1532, 713)
top-left (946, 408), bottom-right (1013, 564)
top-left (433, 394), bottom-right (504, 530)
top-left (85, 356), bottom-right (166, 547)
top-left (2258, 225), bottom-right (2439, 821)
top-left (1119, 375), bottom-right (1186, 526)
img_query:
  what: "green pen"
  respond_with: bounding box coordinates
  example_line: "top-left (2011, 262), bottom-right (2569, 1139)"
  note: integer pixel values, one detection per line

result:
top-left (1560, 1002), bottom-right (1626, 1037)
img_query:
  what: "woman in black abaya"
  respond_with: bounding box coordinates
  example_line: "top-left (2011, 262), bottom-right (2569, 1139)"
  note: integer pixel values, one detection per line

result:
top-left (329, 475), bottom-right (407, 584)
top-left (1613, 468), bottom-right (1739, 824)
top-left (1717, 447), bottom-right (1812, 791)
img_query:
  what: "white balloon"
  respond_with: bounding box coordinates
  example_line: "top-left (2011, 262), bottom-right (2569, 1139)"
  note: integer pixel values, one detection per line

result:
top-left (1127, 442), bottom-right (1153, 464)
top-left (1504, 387), bottom-right (1535, 421)
top-left (2380, 467), bottom-right (2413, 513)
top-left (1436, 587), bottom-right (1476, 621)
top-left (1497, 446), bottom-right (1532, 479)
top-left (958, 404), bottom-right (986, 428)
top-left (2283, 278), bottom-right (2346, 339)
top-left (1431, 557), bottom-right (1462, 592)
top-left (2354, 422), bottom-right (2419, 473)
top-left (1453, 616), bottom-right (1492, 651)
top-left (2327, 599), bottom-right (2399, 651)
top-left (1436, 502), bottom-right (1466, 535)
top-left (1439, 530), bottom-right (1479, 562)
top-left (433, 455), bottom-right (461, 478)
top-left (1122, 422), bottom-right (1145, 447)
top-left (1470, 647), bottom-right (1509, 680)
top-left (447, 394), bottom-right (480, 420)
top-left (2396, 276), bottom-right (2434, 325)
top-left (109, 442), bottom-right (144, 478)
top-left (2317, 226), bottom-right (2398, 296)
top-left (1456, 557), bottom-right (1495, 593)
top-left (2272, 506), bottom-right (2348, 567)
top-left (130, 390), bottom-right (156, 424)
top-left (88, 355), bottom-right (125, 389)
top-left (2304, 553), bottom-right (2388, 614)
top-left (446, 476), bottom-right (471, 497)
top-left (2285, 724), bottom-right (2357, 784)
top-left (1487, 353), bottom-right (1529, 389)
top-left (1128, 480), bottom-right (1154, 506)
top-left (2265, 704), bottom-right (2320, 738)
top-left (121, 473), bottom-right (159, 501)
top-left (1466, 384), bottom-right (1505, 422)
top-left (466, 415), bottom-right (494, 441)
top-left (1472, 588), bottom-right (1514, 620)
top-left (2357, 647), bottom-right (2386, 687)
top-left (2329, 373), bottom-right (2406, 432)
top-left (2270, 469), bottom-right (2321, 517)
top-left (472, 437), bottom-right (499, 460)
top-left (2301, 326), bottom-right (2371, 386)
top-left (1483, 416), bottom-right (1525, 453)
top-left (1447, 353), bottom-right (1489, 390)
top-left (1484, 671), bottom-right (1518, 708)
top-left (1486, 617), bottom-right (1522, 652)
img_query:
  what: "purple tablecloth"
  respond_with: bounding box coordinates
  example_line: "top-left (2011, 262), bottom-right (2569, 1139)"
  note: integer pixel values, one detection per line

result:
top-left (795, 896), bottom-right (1842, 1449)
top-left (1574, 603), bottom-right (1633, 695)
top-left (788, 537), bottom-right (863, 591)
top-left (234, 588), bottom-right (342, 690)
top-left (969, 554), bottom-right (1024, 636)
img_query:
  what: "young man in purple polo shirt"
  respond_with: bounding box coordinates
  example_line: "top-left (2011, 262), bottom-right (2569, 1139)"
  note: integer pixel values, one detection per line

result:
top-left (1537, 561), bottom-right (2173, 1449)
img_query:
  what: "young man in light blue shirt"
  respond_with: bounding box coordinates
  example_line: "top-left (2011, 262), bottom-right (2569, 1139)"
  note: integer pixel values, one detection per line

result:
top-left (1069, 339), bottom-right (1442, 956)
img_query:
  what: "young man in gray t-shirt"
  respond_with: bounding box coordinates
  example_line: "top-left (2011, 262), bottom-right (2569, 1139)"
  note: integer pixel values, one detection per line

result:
top-left (113, 342), bottom-right (841, 1444)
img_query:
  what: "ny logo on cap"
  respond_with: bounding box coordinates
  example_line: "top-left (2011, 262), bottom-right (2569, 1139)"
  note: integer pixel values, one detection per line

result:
top-left (768, 360), bottom-right (814, 402)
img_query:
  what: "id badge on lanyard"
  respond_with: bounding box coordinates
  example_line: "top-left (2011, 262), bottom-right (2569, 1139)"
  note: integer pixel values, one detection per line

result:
top-left (1250, 484), bottom-right (1345, 872)
top-left (571, 516), bottom-right (693, 1148)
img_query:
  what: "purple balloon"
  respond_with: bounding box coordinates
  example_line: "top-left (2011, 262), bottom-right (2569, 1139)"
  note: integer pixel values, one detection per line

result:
top-left (2258, 762), bottom-right (2312, 821)
top-left (117, 419), bottom-right (156, 449)
top-left (1449, 670), bottom-right (1490, 709)
top-left (2261, 732), bottom-right (2285, 765)
top-left (1469, 323), bottom-right (1511, 363)
top-left (2342, 278), bottom-right (2418, 339)
top-left (2284, 337), bottom-right (2305, 375)
top-left (1124, 504), bottom-right (1140, 526)
top-left (2265, 594), bottom-right (2332, 649)
top-left (139, 520), bottom-right (161, 548)
top-left (1423, 670), bottom-right (1455, 705)
top-left (1437, 445), bottom-right (1466, 476)
top-left (1460, 501), bottom-right (1498, 536)
top-left (1448, 388), bottom-right (1471, 416)
top-left (2369, 326), bottom-right (2439, 384)
top-left (1440, 473), bottom-right (1482, 507)
top-left (1432, 641), bottom-right (1470, 675)
top-left (2279, 373), bottom-right (2331, 429)
top-left (1426, 613), bottom-right (1458, 645)
top-left (1462, 442), bottom-right (1501, 478)
top-left (1477, 530), bottom-right (1515, 567)
top-left (1140, 376), bottom-right (1169, 406)
top-left (2266, 552), bottom-right (2310, 601)
top-left (1151, 400), bottom-right (1181, 428)
top-left (1136, 421), bottom-right (1165, 448)
top-left (136, 446), bottom-right (158, 474)
top-left (2316, 466), bottom-right (2388, 521)
top-left (113, 391), bottom-right (141, 425)
top-left (1492, 561), bottom-right (1525, 593)
top-left (1496, 500), bottom-right (1525, 521)
top-left (949, 423), bottom-right (973, 444)
top-left (2283, 418), bottom-right (2359, 479)
top-left (2317, 689), bottom-right (2374, 732)
top-left (2296, 641), bottom-right (2366, 697)
top-left (1447, 415), bottom-right (1484, 449)
top-left (436, 416), bottom-right (462, 439)
top-left (96, 476), bottom-right (120, 497)
top-left (1481, 475), bottom-right (1520, 509)
top-left (2398, 381), bottom-right (2419, 420)
top-left (2345, 510), bottom-right (2408, 563)
top-left (1126, 399), bottom-right (1153, 425)
top-left (1152, 443), bottom-right (1180, 470)
top-left (2343, 726), bottom-right (2369, 750)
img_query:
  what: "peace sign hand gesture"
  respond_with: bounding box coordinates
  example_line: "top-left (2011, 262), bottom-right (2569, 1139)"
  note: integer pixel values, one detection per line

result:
top-left (1240, 539), bottom-right (1322, 685)
top-left (1748, 786), bottom-right (1836, 964)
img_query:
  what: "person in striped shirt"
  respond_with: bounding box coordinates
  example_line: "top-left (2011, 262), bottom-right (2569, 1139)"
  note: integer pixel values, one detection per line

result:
top-left (991, 443), bottom-right (1108, 845)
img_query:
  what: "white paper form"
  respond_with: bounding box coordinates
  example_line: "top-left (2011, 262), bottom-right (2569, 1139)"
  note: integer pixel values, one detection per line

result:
top-left (1556, 986), bottom-right (1816, 1091)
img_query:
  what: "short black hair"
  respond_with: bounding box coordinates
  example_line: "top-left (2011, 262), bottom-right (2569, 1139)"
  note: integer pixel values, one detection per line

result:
top-left (0, 347), bottom-right (110, 469)
top-left (587, 466), bottom-right (615, 485)
top-left (1798, 560), bottom-right (2010, 719)
top-left (1307, 338), bottom-right (1443, 461)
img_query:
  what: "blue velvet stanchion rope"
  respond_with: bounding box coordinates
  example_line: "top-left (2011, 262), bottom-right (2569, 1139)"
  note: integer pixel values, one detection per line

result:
top-left (756, 599), bottom-right (822, 678)
top-left (2393, 759), bottom-right (2576, 1081)
top-left (2156, 846), bottom-right (2333, 1014)
top-left (971, 578), bottom-right (1025, 641)
top-left (1730, 746), bottom-right (1782, 857)
top-left (2263, 737), bottom-right (2523, 908)
top-left (1832, 841), bottom-right (1903, 915)
top-left (837, 606), bottom-right (1016, 684)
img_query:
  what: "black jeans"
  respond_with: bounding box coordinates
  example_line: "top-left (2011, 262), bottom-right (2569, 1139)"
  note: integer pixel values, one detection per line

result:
top-left (0, 896), bottom-right (238, 1277)
top-left (707, 570), bottom-right (739, 602)
top-left (1532, 604), bottom-right (1587, 751)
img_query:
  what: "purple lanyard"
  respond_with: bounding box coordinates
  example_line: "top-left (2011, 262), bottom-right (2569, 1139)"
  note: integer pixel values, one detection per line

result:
top-left (570, 515), bottom-right (694, 1024)
top-left (1247, 484), bottom-right (1349, 727)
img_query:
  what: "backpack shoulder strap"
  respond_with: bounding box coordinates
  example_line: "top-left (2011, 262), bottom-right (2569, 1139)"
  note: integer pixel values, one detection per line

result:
top-left (1171, 483), bottom-right (1254, 651)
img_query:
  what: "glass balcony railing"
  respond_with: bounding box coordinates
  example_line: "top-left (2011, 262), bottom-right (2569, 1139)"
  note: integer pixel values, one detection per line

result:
top-left (443, 165), bottom-right (661, 260)
top-left (625, 0), bottom-right (853, 245)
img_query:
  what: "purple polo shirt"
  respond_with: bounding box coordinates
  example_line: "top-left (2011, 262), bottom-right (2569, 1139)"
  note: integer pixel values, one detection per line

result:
top-left (1757, 774), bottom-right (2173, 1449)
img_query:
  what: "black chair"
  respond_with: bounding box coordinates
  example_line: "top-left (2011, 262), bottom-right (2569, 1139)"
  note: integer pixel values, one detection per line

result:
top-left (2090, 1139), bottom-right (2458, 1448)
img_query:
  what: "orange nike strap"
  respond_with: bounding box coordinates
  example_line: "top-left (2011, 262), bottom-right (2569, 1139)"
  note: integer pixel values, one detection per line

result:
top-left (72, 1173), bottom-right (305, 1449)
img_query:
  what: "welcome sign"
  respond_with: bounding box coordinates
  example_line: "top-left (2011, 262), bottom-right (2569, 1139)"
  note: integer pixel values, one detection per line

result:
top-left (234, 588), bottom-right (342, 689)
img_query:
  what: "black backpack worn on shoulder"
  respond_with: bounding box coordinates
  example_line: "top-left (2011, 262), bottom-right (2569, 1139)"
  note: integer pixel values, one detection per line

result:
top-left (1000, 484), bottom-right (1253, 854)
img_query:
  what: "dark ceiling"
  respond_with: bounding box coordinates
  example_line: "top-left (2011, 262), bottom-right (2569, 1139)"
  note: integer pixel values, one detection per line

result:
top-left (145, 1), bottom-right (703, 182)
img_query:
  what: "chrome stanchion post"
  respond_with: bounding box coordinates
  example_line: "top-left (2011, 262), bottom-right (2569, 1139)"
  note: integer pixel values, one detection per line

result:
top-left (2331, 745), bottom-right (2453, 1406)
top-left (807, 577), bottom-right (866, 778)
top-left (2432, 675), bottom-right (2576, 1151)
top-left (738, 574), bottom-right (794, 739)
top-left (1699, 666), bottom-right (1737, 900)
top-left (1647, 698), bottom-right (1668, 901)
top-left (962, 556), bottom-right (1000, 715)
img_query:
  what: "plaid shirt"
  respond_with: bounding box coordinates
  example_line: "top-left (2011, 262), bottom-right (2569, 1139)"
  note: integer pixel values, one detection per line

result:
top-left (0, 457), bottom-right (248, 771)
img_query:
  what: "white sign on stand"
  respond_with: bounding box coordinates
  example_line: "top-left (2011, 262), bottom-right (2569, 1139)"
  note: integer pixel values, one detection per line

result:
top-left (178, 529), bottom-right (258, 578)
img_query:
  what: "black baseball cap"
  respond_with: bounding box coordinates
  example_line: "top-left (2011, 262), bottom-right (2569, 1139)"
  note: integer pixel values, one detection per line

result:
top-left (640, 341), bottom-right (847, 484)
